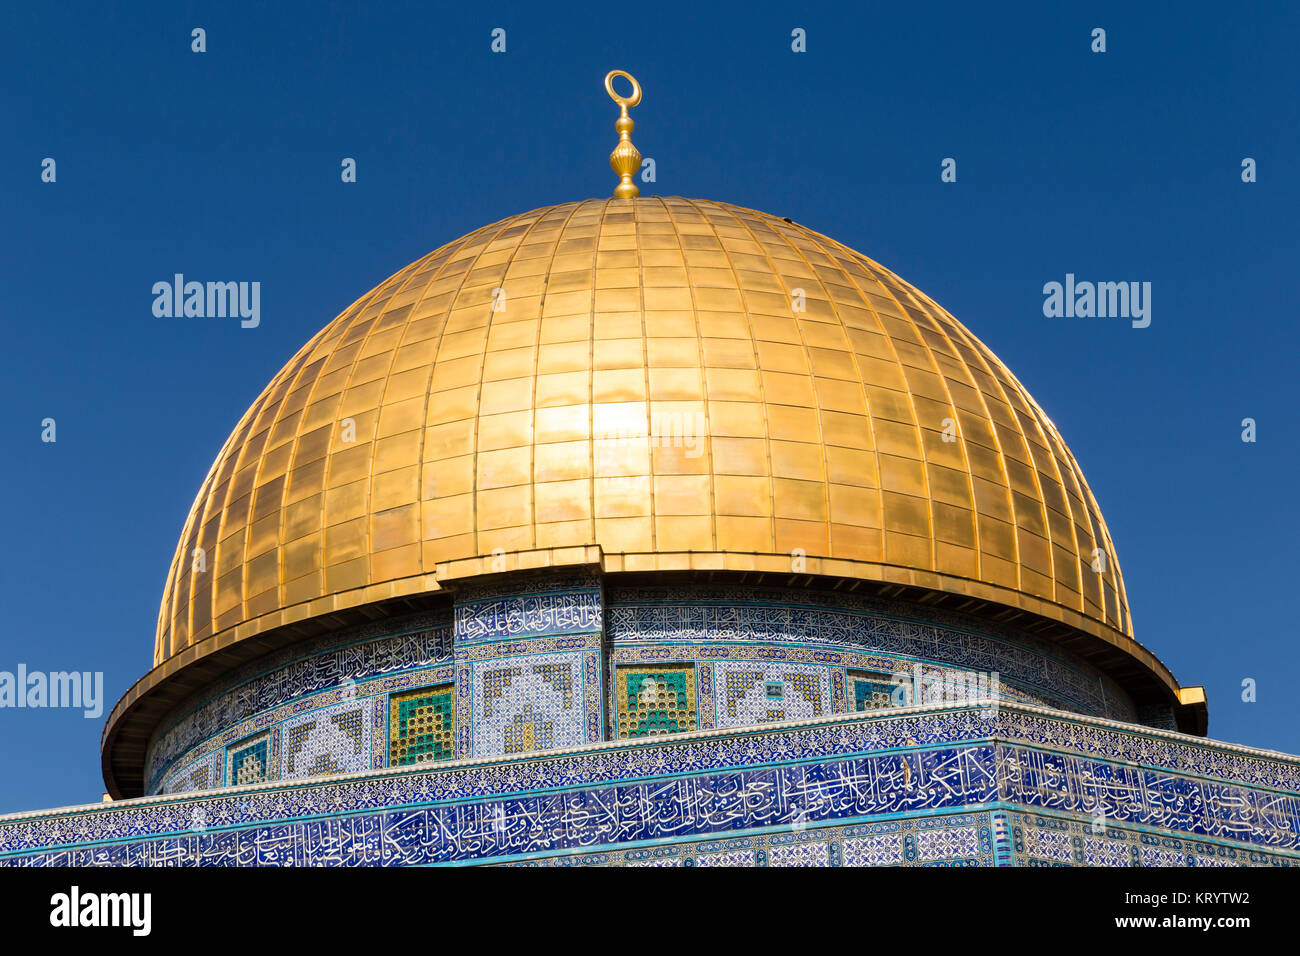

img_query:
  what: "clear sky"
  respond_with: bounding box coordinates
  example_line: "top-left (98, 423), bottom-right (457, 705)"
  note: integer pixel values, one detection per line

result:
top-left (1, 1), bottom-right (1297, 814)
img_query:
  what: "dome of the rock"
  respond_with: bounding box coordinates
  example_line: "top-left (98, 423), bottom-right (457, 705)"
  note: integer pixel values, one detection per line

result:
top-left (1, 63), bottom-right (1282, 875)
top-left (100, 195), bottom-right (1205, 799)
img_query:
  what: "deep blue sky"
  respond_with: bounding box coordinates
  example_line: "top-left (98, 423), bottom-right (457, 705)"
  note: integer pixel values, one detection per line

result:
top-left (2, 1), bottom-right (1297, 814)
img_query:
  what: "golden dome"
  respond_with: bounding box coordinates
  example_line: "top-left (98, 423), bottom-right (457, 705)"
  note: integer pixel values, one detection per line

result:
top-left (153, 196), bottom-right (1142, 664)
top-left (96, 194), bottom-right (1209, 800)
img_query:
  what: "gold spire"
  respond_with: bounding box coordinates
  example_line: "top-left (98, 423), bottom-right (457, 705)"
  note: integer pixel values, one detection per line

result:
top-left (604, 70), bottom-right (642, 198)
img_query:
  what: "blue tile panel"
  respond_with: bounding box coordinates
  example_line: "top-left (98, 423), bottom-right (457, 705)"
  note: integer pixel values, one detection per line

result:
top-left (149, 577), bottom-right (1150, 795)
top-left (146, 613), bottom-right (452, 793)
top-left (4, 704), bottom-right (1298, 867)
top-left (606, 584), bottom-right (1136, 721)
top-left (454, 572), bottom-right (603, 645)
top-left (226, 736), bottom-right (270, 787)
top-left (449, 573), bottom-right (605, 758)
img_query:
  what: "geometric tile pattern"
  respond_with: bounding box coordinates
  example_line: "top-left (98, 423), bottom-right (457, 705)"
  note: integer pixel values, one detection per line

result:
top-left (161, 752), bottom-right (223, 796)
top-left (146, 614), bottom-right (451, 789)
top-left (849, 670), bottom-right (898, 712)
top-left (1011, 813), bottom-right (1220, 867)
top-left (227, 733), bottom-right (271, 787)
top-left (389, 685), bottom-right (456, 767)
top-left (611, 639), bottom-right (1049, 721)
top-left (842, 832), bottom-right (905, 866)
top-left (453, 575), bottom-right (605, 760)
top-left (694, 850), bottom-right (757, 867)
top-left (150, 655), bottom-right (455, 794)
top-left (916, 826), bottom-right (980, 861)
top-left (149, 580), bottom-right (1146, 795)
top-left (1023, 825), bottom-right (1072, 863)
top-left (767, 842), bottom-right (831, 867)
top-left (714, 661), bottom-right (829, 728)
top-left (4, 704), bottom-right (1300, 867)
top-left (607, 584), bottom-right (1136, 721)
top-left (723, 671), bottom-right (764, 717)
top-left (1080, 836), bottom-right (1131, 867)
top-left (616, 664), bottom-right (697, 739)
top-left (284, 701), bottom-right (370, 778)
top-left (471, 653), bottom-right (585, 758)
top-left (1140, 846), bottom-right (1188, 867)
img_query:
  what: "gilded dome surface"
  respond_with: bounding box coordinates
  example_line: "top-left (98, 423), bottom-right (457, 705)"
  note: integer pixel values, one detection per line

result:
top-left (154, 197), bottom-right (1136, 668)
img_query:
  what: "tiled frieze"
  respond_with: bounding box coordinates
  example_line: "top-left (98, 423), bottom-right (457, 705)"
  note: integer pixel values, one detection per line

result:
top-left (453, 572), bottom-right (606, 758)
top-left (996, 742), bottom-right (1300, 846)
top-left (147, 611), bottom-right (452, 791)
top-left (6, 703), bottom-right (1299, 867)
top-left (153, 662), bottom-right (457, 794)
top-left (454, 571), bottom-right (603, 645)
top-left (150, 576), bottom-right (1156, 794)
top-left (606, 584), bottom-right (1136, 722)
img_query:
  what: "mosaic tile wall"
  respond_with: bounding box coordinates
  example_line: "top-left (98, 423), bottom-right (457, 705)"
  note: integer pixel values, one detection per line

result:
top-left (227, 733), bottom-right (273, 788)
top-left (1010, 812), bottom-right (1262, 867)
top-left (389, 685), bottom-right (456, 766)
top-left (507, 814), bottom-right (997, 867)
top-left (8, 704), bottom-right (1298, 867)
top-left (455, 572), bottom-right (603, 644)
top-left (615, 664), bottom-right (698, 738)
top-left (714, 660), bottom-right (831, 728)
top-left (148, 575), bottom-right (1157, 794)
top-left (606, 584), bottom-right (1137, 722)
top-left (162, 752), bottom-right (223, 796)
top-left (151, 572), bottom-right (611, 789)
top-left (152, 657), bottom-right (460, 794)
top-left (505, 810), bottom-right (1274, 868)
top-left (283, 699), bottom-right (372, 779)
top-left (454, 572), bottom-right (605, 758)
top-left (849, 670), bottom-right (898, 712)
top-left (147, 610), bottom-right (454, 793)
top-left (470, 651), bottom-right (589, 756)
